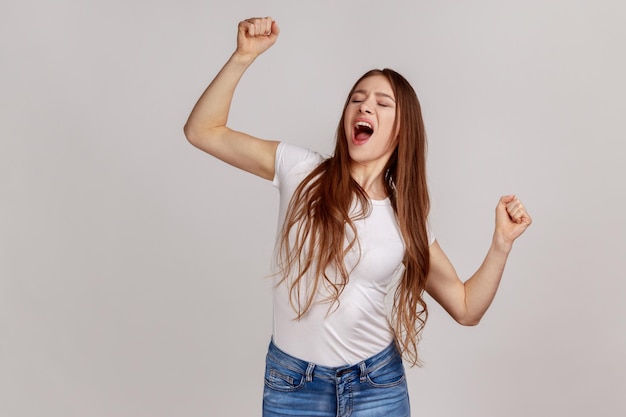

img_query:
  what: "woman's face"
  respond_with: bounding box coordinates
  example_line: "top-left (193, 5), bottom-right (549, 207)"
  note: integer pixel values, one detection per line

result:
top-left (344, 74), bottom-right (398, 170)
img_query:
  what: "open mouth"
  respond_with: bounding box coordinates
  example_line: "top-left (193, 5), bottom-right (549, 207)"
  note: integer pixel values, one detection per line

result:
top-left (354, 121), bottom-right (374, 144)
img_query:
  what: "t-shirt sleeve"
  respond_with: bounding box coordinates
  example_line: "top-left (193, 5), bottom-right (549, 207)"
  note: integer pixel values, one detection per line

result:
top-left (272, 142), bottom-right (324, 189)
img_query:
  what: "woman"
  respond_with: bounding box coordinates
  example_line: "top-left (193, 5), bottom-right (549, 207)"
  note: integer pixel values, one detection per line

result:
top-left (184, 16), bottom-right (531, 417)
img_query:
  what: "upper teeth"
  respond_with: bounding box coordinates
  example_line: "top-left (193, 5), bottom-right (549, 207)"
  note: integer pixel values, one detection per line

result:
top-left (355, 121), bottom-right (372, 129)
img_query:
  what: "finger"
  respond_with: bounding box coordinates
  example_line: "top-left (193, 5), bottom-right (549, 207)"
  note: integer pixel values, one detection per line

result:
top-left (506, 200), bottom-right (521, 222)
top-left (506, 199), bottom-right (520, 214)
top-left (242, 18), bottom-right (261, 37)
top-left (497, 195), bottom-right (515, 219)
top-left (515, 204), bottom-right (532, 226)
top-left (245, 17), bottom-right (273, 37)
top-left (507, 199), bottom-right (528, 224)
top-left (270, 20), bottom-right (280, 37)
top-left (499, 194), bottom-right (516, 206)
top-left (238, 20), bottom-right (253, 36)
top-left (240, 20), bottom-right (262, 37)
top-left (250, 18), bottom-right (262, 37)
top-left (509, 209), bottom-right (523, 224)
top-left (498, 196), bottom-right (516, 219)
top-left (262, 17), bottom-right (272, 35)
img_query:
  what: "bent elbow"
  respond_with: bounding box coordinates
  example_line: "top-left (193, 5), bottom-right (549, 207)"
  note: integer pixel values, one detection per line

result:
top-left (183, 123), bottom-right (225, 152)
top-left (457, 316), bottom-right (481, 327)
top-left (183, 123), bottom-right (200, 146)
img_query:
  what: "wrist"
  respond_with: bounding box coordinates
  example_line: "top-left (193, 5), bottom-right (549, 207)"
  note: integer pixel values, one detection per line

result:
top-left (491, 232), bottom-right (513, 255)
top-left (231, 50), bottom-right (257, 66)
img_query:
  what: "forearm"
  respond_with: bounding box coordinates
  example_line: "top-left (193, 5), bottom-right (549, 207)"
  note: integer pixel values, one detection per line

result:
top-left (184, 52), bottom-right (255, 141)
top-left (462, 236), bottom-right (511, 325)
top-left (426, 196), bottom-right (531, 326)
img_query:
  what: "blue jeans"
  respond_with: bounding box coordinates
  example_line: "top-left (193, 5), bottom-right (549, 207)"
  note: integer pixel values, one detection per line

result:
top-left (263, 340), bottom-right (410, 417)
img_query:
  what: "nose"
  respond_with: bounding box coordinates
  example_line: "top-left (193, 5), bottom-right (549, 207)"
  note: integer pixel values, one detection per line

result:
top-left (359, 102), bottom-right (373, 114)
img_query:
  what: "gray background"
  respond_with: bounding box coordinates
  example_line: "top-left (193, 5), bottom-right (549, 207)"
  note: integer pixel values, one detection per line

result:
top-left (2, 0), bottom-right (625, 416)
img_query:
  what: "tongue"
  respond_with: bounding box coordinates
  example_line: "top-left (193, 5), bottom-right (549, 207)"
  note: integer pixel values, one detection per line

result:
top-left (355, 132), bottom-right (371, 142)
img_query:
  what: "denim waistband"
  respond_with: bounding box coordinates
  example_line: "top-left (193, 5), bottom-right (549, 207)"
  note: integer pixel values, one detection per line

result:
top-left (266, 339), bottom-right (402, 383)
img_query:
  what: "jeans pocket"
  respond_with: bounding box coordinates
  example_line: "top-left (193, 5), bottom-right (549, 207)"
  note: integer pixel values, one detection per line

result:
top-left (264, 361), bottom-right (306, 392)
top-left (365, 359), bottom-right (406, 388)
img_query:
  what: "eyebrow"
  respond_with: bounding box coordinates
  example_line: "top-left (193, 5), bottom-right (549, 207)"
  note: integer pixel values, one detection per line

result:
top-left (352, 89), bottom-right (396, 102)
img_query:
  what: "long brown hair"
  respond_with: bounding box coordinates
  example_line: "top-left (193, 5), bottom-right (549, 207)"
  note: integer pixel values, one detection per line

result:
top-left (276, 69), bottom-right (430, 366)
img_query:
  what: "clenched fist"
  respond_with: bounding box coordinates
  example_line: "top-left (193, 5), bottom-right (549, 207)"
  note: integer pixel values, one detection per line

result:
top-left (235, 17), bottom-right (280, 60)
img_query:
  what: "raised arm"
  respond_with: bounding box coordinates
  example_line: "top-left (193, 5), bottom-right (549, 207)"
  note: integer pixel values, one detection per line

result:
top-left (425, 195), bottom-right (532, 325)
top-left (184, 17), bottom-right (280, 180)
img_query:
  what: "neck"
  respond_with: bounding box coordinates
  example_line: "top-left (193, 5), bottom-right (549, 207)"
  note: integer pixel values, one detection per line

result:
top-left (350, 163), bottom-right (387, 200)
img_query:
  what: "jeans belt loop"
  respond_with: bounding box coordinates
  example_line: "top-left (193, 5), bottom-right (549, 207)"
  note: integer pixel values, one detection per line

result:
top-left (359, 362), bottom-right (367, 383)
top-left (305, 362), bottom-right (315, 382)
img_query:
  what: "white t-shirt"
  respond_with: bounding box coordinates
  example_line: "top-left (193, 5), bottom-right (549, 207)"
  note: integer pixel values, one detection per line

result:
top-left (271, 142), bottom-right (433, 367)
